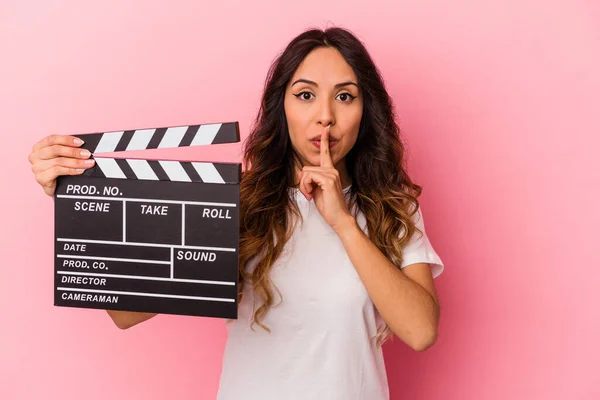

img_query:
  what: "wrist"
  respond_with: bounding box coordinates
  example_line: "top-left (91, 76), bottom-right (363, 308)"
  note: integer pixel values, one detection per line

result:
top-left (333, 214), bottom-right (360, 238)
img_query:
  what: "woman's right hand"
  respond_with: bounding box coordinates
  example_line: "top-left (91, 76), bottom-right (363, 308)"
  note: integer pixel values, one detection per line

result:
top-left (28, 134), bottom-right (96, 197)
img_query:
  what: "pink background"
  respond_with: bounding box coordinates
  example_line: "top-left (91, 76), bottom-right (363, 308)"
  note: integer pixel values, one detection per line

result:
top-left (1, 1), bottom-right (599, 399)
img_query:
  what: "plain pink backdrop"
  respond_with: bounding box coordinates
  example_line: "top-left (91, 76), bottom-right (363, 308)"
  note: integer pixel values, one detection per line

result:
top-left (1, 1), bottom-right (599, 399)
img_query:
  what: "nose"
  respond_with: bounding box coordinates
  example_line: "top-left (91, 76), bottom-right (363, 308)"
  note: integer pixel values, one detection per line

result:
top-left (317, 98), bottom-right (335, 127)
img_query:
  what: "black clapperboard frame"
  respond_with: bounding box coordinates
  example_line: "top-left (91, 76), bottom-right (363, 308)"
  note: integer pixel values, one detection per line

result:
top-left (54, 122), bottom-right (241, 319)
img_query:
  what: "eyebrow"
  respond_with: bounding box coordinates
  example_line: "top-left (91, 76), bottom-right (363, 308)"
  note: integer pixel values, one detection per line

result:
top-left (291, 79), bottom-right (359, 89)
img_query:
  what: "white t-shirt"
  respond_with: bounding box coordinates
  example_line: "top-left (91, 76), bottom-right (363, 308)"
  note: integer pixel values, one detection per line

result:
top-left (217, 185), bottom-right (444, 400)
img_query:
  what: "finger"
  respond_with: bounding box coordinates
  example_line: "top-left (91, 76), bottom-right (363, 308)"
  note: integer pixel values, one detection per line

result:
top-left (35, 144), bottom-right (92, 161)
top-left (299, 171), bottom-right (322, 201)
top-left (320, 125), bottom-right (334, 168)
top-left (32, 134), bottom-right (85, 152)
top-left (299, 170), bottom-right (334, 200)
top-left (299, 171), bottom-right (314, 200)
top-left (302, 167), bottom-right (339, 186)
top-left (35, 165), bottom-right (86, 188)
top-left (32, 157), bottom-right (95, 174)
top-left (301, 166), bottom-right (339, 177)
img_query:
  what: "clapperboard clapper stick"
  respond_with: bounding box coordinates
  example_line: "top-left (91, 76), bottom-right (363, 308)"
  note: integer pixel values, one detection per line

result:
top-left (54, 122), bottom-right (241, 319)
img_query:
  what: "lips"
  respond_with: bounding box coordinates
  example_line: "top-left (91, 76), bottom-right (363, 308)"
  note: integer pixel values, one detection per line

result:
top-left (309, 134), bottom-right (339, 141)
top-left (311, 139), bottom-right (338, 148)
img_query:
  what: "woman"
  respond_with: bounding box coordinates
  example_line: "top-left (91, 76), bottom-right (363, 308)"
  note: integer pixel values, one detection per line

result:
top-left (28, 27), bottom-right (444, 400)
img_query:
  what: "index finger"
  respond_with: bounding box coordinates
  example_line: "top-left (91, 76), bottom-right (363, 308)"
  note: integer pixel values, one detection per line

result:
top-left (33, 134), bottom-right (84, 151)
top-left (320, 125), bottom-right (334, 168)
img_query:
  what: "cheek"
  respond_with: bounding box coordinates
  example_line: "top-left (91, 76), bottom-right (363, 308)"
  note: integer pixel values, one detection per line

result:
top-left (340, 108), bottom-right (362, 149)
top-left (286, 102), bottom-right (311, 130)
top-left (284, 100), bottom-right (311, 148)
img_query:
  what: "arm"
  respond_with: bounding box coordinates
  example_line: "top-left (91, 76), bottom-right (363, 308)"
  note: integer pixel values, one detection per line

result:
top-left (106, 310), bottom-right (158, 329)
top-left (335, 217), bottom-right (439, 351)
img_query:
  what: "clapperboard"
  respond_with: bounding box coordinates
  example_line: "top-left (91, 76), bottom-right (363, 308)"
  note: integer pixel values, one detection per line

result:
top-left (54, 122), bottom-right (241, 319)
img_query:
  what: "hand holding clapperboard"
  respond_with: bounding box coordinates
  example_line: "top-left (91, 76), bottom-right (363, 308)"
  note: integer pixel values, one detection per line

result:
top-left (54, 122), bottom-right (241, 319)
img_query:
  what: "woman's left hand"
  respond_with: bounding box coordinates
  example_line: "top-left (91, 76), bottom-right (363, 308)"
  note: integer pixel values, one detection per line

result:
top-left (298, 126), bottom-right (355, 233)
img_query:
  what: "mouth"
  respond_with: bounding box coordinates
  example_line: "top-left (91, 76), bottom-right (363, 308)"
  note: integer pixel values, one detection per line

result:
top-left (311, 138), bottom-right (338, 149)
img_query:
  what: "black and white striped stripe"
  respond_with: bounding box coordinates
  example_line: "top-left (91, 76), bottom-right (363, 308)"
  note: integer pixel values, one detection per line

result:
top-left (83, 159), bottom-right (240, 184)
top-left (78, 122), bottom-right (239, 154)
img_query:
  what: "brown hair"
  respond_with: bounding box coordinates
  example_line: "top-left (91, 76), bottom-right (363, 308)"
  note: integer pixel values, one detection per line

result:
top-left (237, 27), bottom-right (423, 346)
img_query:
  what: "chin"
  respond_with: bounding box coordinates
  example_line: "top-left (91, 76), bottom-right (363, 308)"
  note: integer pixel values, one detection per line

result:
top-left (303, 159), bottom-right (319, 167)
top-left (298, 149), bottom-right (341, 167)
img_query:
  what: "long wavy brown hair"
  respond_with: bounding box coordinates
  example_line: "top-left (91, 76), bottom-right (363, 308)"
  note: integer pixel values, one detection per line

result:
top-left (237, 27), bottom-right (424, 347)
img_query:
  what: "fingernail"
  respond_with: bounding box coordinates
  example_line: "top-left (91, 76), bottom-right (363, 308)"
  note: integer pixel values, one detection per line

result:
top-left (74, 138), bottom-right (84, 145)
top-left (76, 169), bottom-right (85, 173)
top-left (83, 159), bottom-right (95, 165)
top-left (80, 150), bottom-right (91, 157)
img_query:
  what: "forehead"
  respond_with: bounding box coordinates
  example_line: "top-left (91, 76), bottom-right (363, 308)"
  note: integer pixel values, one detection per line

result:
top-left (290, 47), bottom-right (357, 85)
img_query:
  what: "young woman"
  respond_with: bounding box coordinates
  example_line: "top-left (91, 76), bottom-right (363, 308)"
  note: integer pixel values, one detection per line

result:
top-left (29, 27), bottom-right (444, 400)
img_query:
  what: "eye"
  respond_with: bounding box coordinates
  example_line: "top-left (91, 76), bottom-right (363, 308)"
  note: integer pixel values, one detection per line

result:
top-left (293, 91), bottom-right (314, 101)
top-left (336, 92), bottom-right (356, 102)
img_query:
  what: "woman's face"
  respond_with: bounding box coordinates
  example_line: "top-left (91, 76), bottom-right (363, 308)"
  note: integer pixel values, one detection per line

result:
top-left (284, 46), bottom-right (363, 171)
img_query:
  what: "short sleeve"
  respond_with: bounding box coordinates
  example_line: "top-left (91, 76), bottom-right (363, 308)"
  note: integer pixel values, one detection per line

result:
top-left (400, 205), bottom-right (445, 279)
